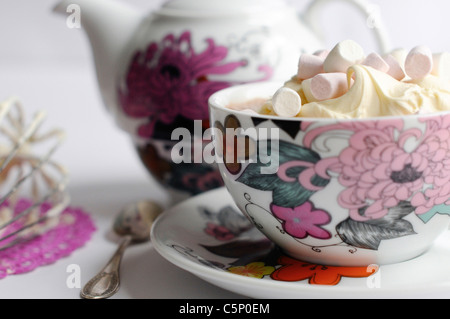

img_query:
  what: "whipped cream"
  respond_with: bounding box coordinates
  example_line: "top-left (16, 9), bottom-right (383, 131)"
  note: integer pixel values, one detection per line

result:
top-left (229, 41), bottom-right (450, 119)
top-left (297, 65), bottom-right (450, 118)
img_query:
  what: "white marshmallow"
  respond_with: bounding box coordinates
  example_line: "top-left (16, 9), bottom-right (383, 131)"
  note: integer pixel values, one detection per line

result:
top-left (272, 87), bottom-right (302, 117)
top-left (432, 52), bottom-right (450, 79)
top-left (362, 52), bottom-right (390, 73)
top-left (323, 40), bottom-right (365, 73)
top-left (310, 72), bottom-right (350, 101)
top-left (297, 54), bottom-right (325, 80)
top-left (405, 45), bottom-right (434, 79)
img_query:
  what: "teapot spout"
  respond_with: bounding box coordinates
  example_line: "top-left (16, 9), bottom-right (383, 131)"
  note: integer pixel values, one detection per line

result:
top-left (53, 0), bottom-right (145, 114)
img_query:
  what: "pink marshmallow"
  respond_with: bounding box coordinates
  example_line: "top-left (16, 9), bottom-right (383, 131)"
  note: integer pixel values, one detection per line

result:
top-left (297, 54), bottom-right (325, 80)
top-left (362, 52), bottom-right (390, 73)
top-left (313, 49), bottom-right (330, 59)
top-left (383, 54), bottom-right (406, 80)
top-left (405, 45), bottom-right (434, 79)
top-left (310, 73), bottom-right (350, 101)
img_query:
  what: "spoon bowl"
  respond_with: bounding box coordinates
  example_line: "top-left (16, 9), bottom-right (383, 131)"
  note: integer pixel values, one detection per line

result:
top-left (113, 201), bottom-right (163, 242)
top-left (80, 200), bottom-right (163, 299)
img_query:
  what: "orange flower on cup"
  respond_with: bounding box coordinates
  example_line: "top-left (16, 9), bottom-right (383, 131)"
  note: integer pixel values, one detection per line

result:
top-left (271, 255), bottom-right (378, 285)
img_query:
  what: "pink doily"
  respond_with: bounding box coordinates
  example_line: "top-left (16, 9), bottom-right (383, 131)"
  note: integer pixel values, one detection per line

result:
top-left (0, 198), bottom-right (96, 278)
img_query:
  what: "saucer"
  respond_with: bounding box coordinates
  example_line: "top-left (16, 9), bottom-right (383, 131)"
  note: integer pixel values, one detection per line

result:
top-left (151, 187), bottom-right (450, 299)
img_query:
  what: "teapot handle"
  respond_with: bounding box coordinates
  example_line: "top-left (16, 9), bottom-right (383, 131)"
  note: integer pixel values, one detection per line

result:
top-left (302, 0), bottom-right (391, 54)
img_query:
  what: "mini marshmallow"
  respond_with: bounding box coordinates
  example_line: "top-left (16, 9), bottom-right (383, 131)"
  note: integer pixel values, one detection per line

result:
top-left (313, 49), bottom-right (330, 59)
top-left (383, 54), bottom-right (406, 80)
top-left (388, 48), bottom-right (408, 68)
top-left (405, 45), bottom-right (433, 79)
top-left (432, 52), bottom-right (450, 79)
top-left (301, 78), bottom-right (319, 103)
top-left (310, 72), bottom-right (350, 101)
top-left (323, 40), bottom-right (365, 73)
top-left (362, 52), bottom-right (390, 73)
top-left (272, 87), bottom-right (302, 117)
top-left (297, 54), bottom-right (325, 80)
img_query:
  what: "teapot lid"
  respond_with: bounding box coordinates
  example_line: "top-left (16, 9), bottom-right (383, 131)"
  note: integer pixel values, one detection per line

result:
top-left (158, 0), bottom-right (290, 16)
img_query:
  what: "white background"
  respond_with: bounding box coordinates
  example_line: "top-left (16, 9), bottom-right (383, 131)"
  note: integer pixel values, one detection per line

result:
top-left (0, 0), bottom-right (450, 299)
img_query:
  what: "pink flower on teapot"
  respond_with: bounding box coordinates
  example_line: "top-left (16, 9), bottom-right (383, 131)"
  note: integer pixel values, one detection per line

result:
top-left (119, 31), bottom-right (269, 138)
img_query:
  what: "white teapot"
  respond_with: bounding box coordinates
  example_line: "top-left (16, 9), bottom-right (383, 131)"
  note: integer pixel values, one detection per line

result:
top-left (54, 0), bottom-right (390, 198)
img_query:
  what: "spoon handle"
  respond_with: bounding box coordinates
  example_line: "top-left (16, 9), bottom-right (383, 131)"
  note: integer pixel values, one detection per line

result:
top-left (80, 235), bottom-right (132, 299)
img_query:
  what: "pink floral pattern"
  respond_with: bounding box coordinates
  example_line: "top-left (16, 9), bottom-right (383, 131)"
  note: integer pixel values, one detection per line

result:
top-left (301, 116), bottom-right (450, 221)
top-left (119, 31), bottom-right (247, 138)
top-left (204, 222), bottom-right (236, 241)
top-left (271, 202), bottom-right (331, 239)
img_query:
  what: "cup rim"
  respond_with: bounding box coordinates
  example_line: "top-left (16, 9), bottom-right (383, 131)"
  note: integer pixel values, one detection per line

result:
top-left (208, 81), bottom-right (450, 123)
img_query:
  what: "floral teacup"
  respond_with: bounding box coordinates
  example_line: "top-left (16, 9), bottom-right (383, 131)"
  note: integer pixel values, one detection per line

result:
top-left (209, 82), bottom-right (450, 266)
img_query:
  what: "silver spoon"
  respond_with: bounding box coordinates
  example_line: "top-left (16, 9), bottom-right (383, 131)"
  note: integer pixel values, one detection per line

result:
top-left (80, 200), bottom-right (163, 299)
